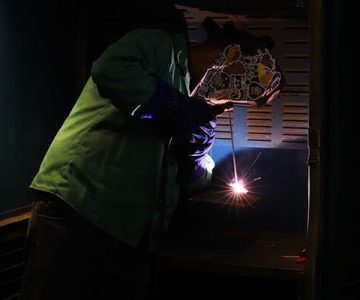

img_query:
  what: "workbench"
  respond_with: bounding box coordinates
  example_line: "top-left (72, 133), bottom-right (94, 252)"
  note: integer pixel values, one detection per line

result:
top-left (157, 192), bottom-right (306, 299)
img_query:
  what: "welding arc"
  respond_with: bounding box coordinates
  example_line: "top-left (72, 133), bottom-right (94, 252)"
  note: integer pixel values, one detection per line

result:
top-left (228, 110), bottom-right (238, 183)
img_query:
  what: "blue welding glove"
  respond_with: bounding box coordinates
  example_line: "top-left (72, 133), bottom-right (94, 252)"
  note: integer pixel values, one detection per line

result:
top-left (175, 118), bottom-right (217, 184)
top-left (135, 78), bottom-right (229, 135)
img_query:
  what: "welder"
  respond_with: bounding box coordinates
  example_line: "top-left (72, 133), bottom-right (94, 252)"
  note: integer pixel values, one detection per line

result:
top-left (19, 1), bottom-right (282, 299)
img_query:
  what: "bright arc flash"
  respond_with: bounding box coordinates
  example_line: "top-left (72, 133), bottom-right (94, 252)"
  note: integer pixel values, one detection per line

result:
top-left (230, 180), bottom-right (248, 194)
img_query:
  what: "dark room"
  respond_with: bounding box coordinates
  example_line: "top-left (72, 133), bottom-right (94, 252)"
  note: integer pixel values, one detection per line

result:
top-left (1, 0), bottom-right (358, 299)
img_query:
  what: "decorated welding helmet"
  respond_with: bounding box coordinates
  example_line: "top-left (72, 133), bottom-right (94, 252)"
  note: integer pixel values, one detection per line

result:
top-left (192, 18), bottom-right (285, 107)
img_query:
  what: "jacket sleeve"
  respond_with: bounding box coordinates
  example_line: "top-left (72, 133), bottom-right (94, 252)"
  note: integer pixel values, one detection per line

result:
top-left (90, 29), bottom-right (173, 113)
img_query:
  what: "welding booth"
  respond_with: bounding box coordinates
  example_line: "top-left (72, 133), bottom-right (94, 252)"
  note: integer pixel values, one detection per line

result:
top-left (0, 0), bottom-right (359, 299)
top-left (156, 3), bottom-right (309, 299)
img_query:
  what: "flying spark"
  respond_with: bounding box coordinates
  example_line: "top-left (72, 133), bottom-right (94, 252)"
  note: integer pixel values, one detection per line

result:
top-left (209, 152), bottom-right (263, 211)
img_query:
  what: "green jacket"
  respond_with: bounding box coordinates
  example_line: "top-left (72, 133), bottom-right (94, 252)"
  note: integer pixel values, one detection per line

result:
top-left (30, 28), bottom-right (212, 251)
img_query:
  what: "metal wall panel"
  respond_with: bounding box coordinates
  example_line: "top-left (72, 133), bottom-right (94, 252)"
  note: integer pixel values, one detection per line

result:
top-left (178, 5), bottom-right (309, 153)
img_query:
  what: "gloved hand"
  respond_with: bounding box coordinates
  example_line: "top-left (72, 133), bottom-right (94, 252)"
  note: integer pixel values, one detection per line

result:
top-left (175, 118), bottom-right (217, 184)
top-left (135, 78), bottom-right (231, 135)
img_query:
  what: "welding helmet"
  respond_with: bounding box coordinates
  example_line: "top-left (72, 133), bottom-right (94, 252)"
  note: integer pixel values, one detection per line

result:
top-left (194, 44), bottom-right (283, 107)
top-left (193, 18), bottom-right (285, 107)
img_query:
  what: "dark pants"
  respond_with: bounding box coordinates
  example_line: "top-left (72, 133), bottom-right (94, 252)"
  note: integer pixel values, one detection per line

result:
top-left (19, 191), bottom-right (157, 300)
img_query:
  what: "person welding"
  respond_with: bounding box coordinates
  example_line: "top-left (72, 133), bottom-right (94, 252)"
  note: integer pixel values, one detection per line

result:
top-left (19, 1), bottom-right (283, 299)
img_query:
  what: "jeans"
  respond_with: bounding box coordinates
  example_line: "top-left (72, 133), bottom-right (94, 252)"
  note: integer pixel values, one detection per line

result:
top-left (19, 191), bottom-right (156, 300)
